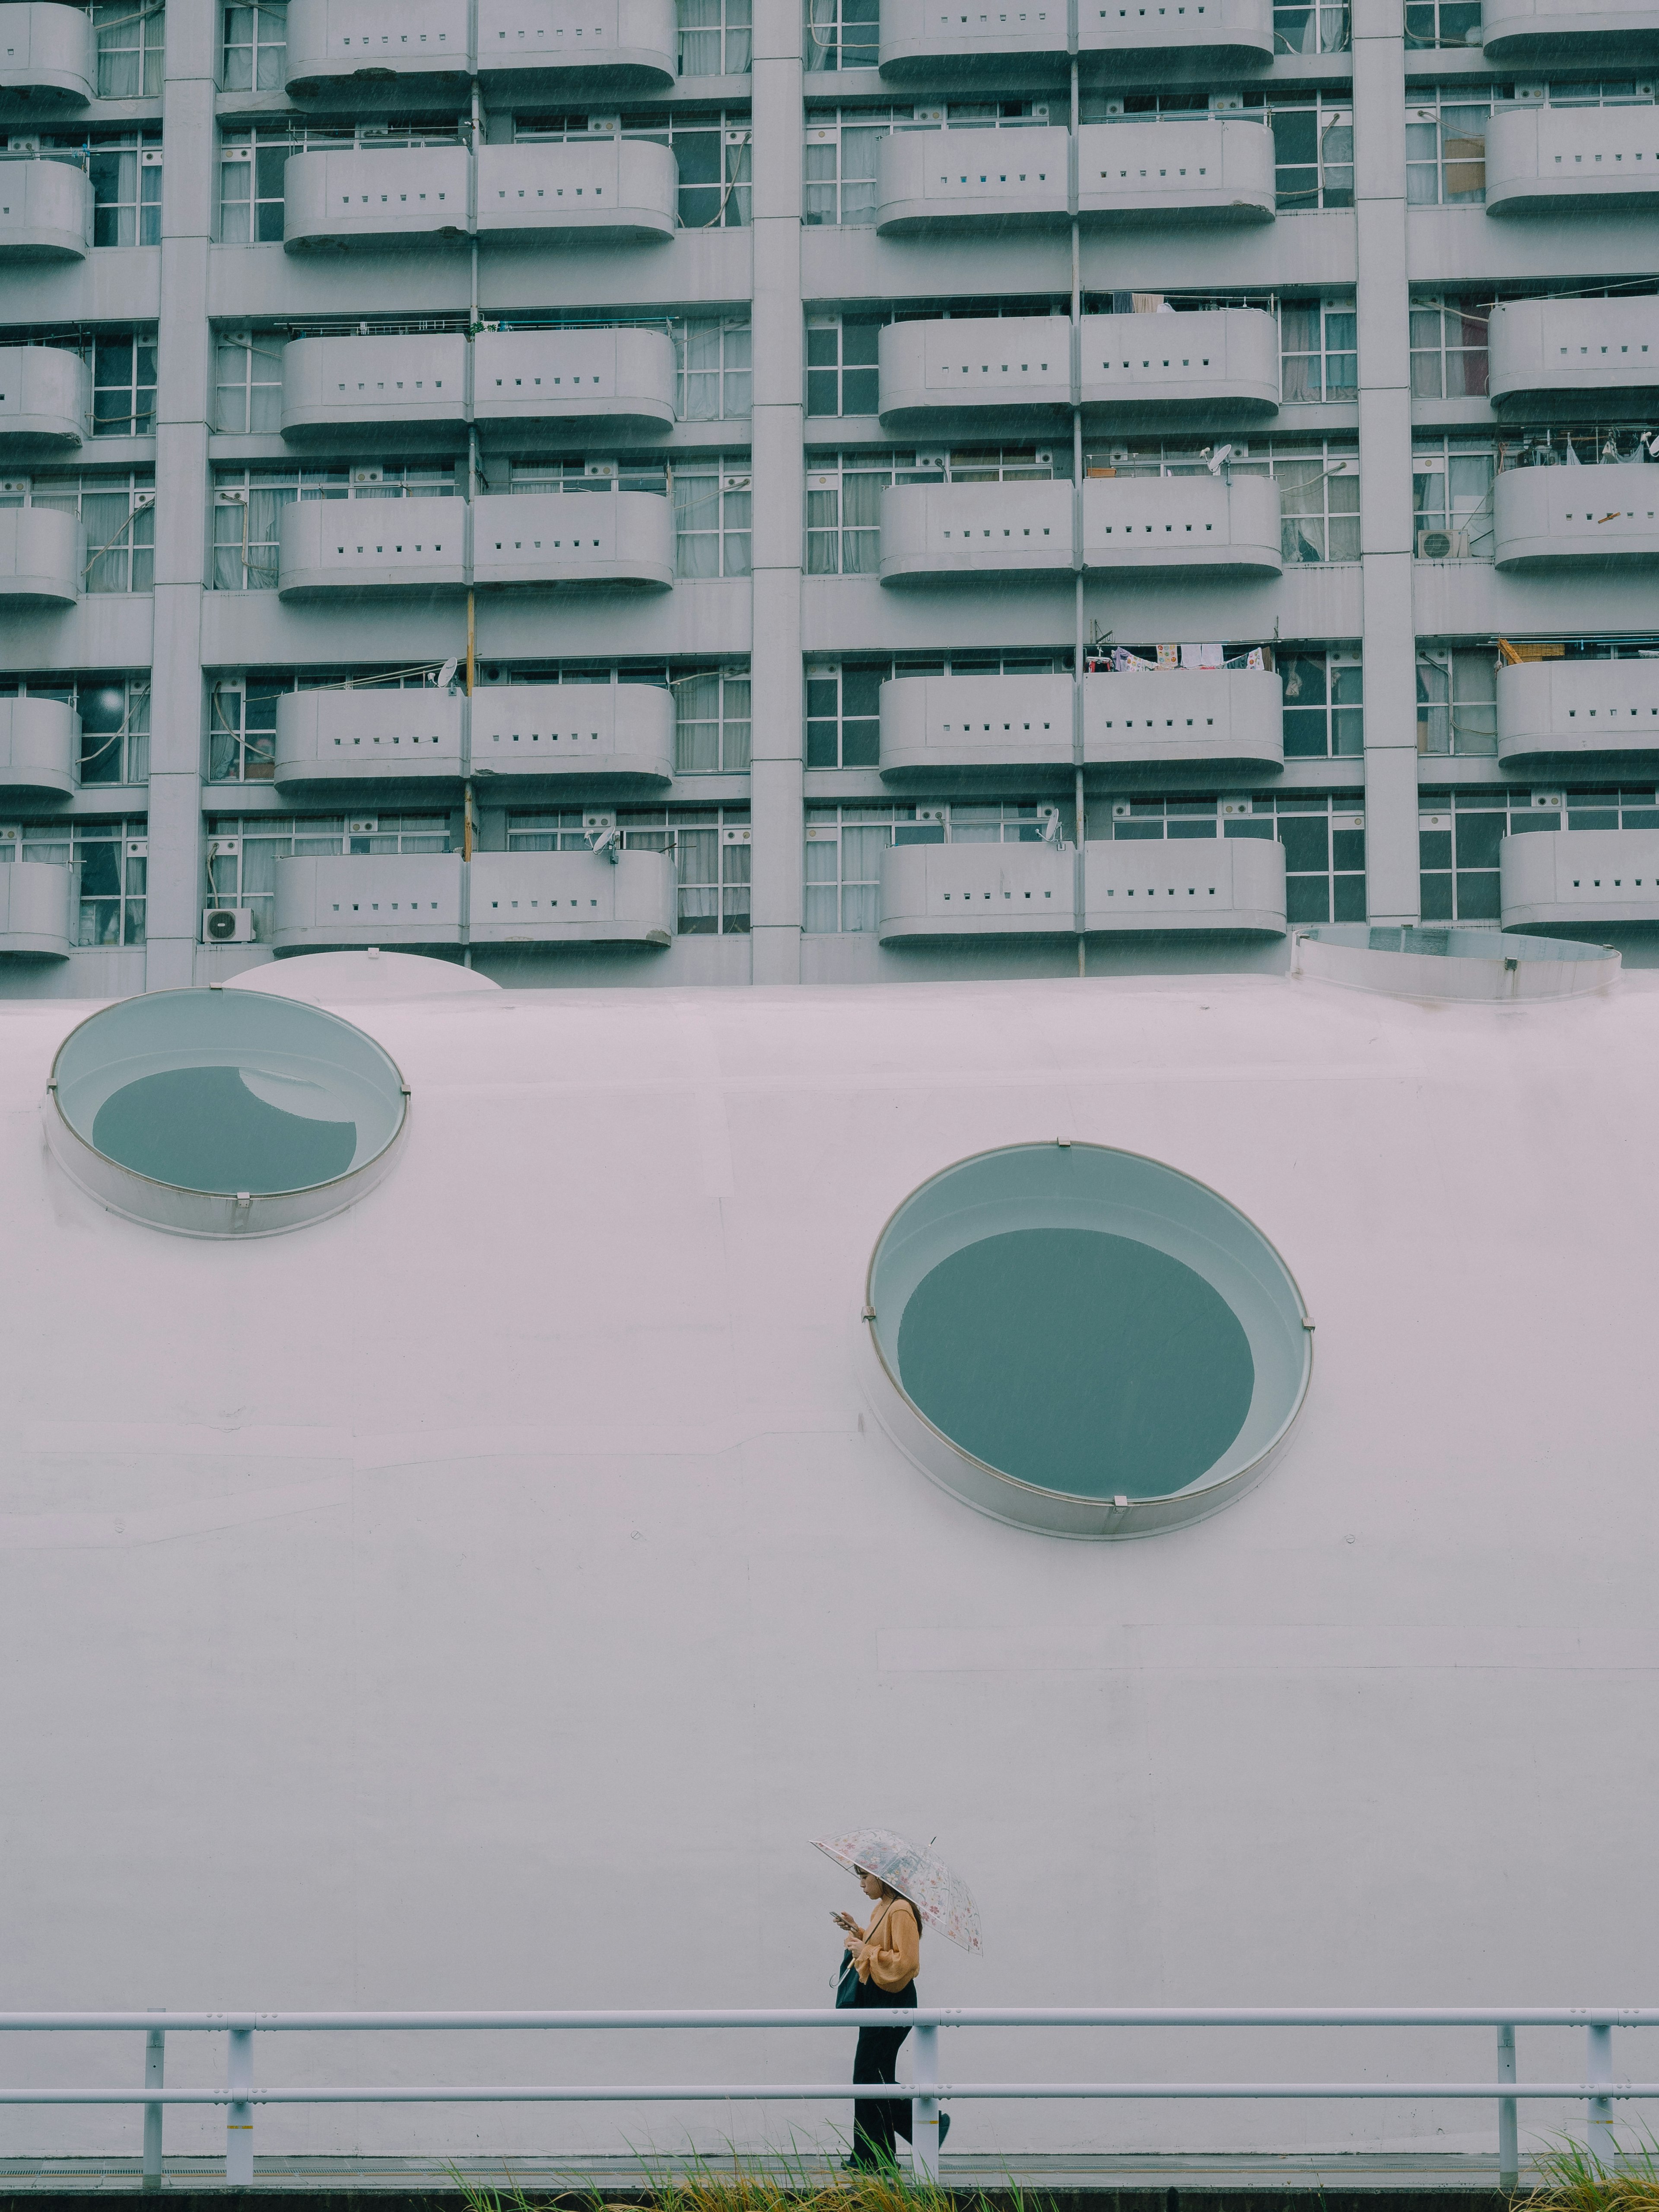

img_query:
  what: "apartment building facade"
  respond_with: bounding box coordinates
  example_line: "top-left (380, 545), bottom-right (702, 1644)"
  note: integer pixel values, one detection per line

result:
top-left (0, 0), bottom-right (1656, 995)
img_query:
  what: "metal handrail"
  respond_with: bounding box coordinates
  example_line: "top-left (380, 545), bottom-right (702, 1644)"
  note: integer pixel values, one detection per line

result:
top-left (0, 2006), bottom-right (1651, 2194)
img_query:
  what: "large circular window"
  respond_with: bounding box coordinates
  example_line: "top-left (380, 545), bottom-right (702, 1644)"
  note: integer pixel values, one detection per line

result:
top-left (45, 988), bottom-right (408, 1237)
top-left (863, 1144), bottom-right (1312, 1538)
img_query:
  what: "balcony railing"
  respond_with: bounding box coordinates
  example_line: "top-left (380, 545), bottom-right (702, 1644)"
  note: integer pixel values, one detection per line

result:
top-left (1086, 831), bottom-right (1286, 931)
top-left (474, 327), bottom-right (677, 441)
top-left (470, 681), bottom-right (675, 782)
top-left (876, 0), bottom-right (1273, 73)
top-left (280, 334), bottom-right (470, 444)
top-left (0, 155), bottom-right (92, 259)
top-left (1482, 0), bottom-right (1659, 62)
top-left (0, 2), bottom-right (95, 104)
top-left (878, 474), bottom-right (1281, 585)
top-left (1500, 827), bottom-right (1659, 928)
top-left (1496, 660), bottom-right (1659, 765)
top-left (282, 143), bottom-right (470, 251)
top-left (1487, 298), bottom-right (1659, 412)
top-left (471, 489), bottom-right (674, 589)
top-left (877, 668), bottom-right (1284, 775)
top-left (274, 851), bottom-right (464, 947)
top-left (1485, 104), bottom-right (1659, 217)
top-left (877, 309), bottom-right (1280, 432)
top-left (878, 839), bottom-right (1074, 939)
top-left (875, 120), bottom-right (1276, 234)
top-left (470, 849), bottom-right (676, 943)
top-left (475, 140), bottom-right (678, 242)
top-left (0, 504), bottom-right (83, 603)
top-left (0, 343), bottom-right (88, 449)
top-left (0, 693), bottom-right (76, 792)
top-left (276, 491), bottom-right (674, 597)
top-left (0, 857), bottom-right (71, 955)
top-left (273, 687), bottom-right (465, 785)
top-left (1492, 461), bottom-right (1659, 569)
top-left (285, 0), bottom-right (677, 96)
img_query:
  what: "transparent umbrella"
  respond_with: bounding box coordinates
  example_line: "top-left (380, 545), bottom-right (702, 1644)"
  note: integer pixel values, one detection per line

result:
top-left (812, 1828), bottom-right (983, 1955)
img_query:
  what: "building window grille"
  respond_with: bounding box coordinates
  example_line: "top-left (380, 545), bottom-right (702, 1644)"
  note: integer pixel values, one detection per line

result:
top-left (679, 0), bottom-right (751, 76)
top-left (1263, 97), bottom-right (1352, 210)
top-left (1406, 89), bottom-right (1496, 204)
top-left (208, 815), bottom-right (451, 941)
top-left (1413, 788), bottom-right (1646, 921)
top-left (1280, 297), bottom-right (1357, 402)
top-left (1281, 650), bottom-right (1365, 758)
top-left (1404, 0), bottom-right (1480, 43)
top-left (671, 459), bottom-right (751, 577)
top-left (6, 328), bottom-right (157, 435)
top-left (677, 317), bottom-right (752, 420)
top-left (1411, 435), bottom-right (1496, 557)
top-left (1093, 794), bottom-right (1367, 926)
top-left (804, 105), bottom-right (1052, 224)
top-left (804, 654), bottom-right (1068, 769)
top-left (805, 803), bottom-right (1056, 932)
top-left (35, 133), bottom-right (165, 246)
top-left (507, 806), bottom-right (751, 933)
top-left (806, 316), bottom-right (883, 416)
top-left (1416, 648), bottom-right (1499, 756)
top-left (222, 124), bottom-right (462, 242)
top-left (1274, 0), bottom-right (1349, 53)
top-left (222, 0), bottom-right (286, 88)
top-left (6, 819), bottom-right (148, 944)
top-left (210, 466), bottom-right (458, 590)
top-left (1410, 295), bottom-right (1490, 397)
top-left (1, 473), bottom-right (154, 592)
top-left (214, 331), bottom-right (285, 434)
top-left (673, 667), bottom-right (751, 773)
top-left (91, 0), bottom-right (164, 96)
top-left (803, 0), bottom-right (877, 70)
top-left (515, 112), bottom-right (753, 229)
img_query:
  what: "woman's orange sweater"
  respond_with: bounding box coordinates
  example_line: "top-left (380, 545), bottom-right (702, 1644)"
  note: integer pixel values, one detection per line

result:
top-left (850, 1895), bottom-right (921, 1993)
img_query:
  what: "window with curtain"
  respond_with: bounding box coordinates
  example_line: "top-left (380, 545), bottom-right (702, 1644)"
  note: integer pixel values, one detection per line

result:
top-left (673, 464), bottom-right (750, 576)
top-left (1280, 298), bottom-right (1357, 403)
top-left (674, 667), bottom-right (751, 772)
top-left (25, 474), bottom-right (155, 592)
top-left (84, 137), bottom-right (162, 246)
top-left (223, 0), bottom-right (286, 87)
top-left (92, 0), bottom-right (164, 97)
top-left (677, 318), bottom-right (752, 420)
top-left (1416, 648), bottom-right (1498, 754)
top-left (1409, 296), bottom-right (1489, 397)
top-left (214, 332), bottom-right (285, 433)
top-left (679, 0), bottom-right (751, 74)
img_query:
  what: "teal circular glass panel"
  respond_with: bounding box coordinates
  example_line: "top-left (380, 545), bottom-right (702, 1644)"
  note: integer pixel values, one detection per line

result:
top-left (48, 988), bottom-right (407, 1234)
top-left (866, 1144), bottom-right (1312, 1533)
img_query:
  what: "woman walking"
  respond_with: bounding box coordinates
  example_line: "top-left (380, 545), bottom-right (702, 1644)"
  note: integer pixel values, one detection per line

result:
top-left (835, 1868), bottom-right (950, 2170)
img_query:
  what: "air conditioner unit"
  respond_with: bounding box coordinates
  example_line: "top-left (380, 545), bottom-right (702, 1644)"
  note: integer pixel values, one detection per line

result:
top-left (1417, 528), bottom-right (1469, 559)
top-left (202, 906), bottom-right (254, 944)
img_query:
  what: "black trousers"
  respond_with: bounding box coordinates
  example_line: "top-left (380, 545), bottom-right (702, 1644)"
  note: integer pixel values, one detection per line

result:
top-left (850, 1977), bottom-right (917, 2168)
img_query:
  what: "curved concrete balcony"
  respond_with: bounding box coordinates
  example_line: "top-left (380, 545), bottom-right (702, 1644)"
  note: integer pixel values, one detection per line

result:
top-left (284, 0), bottom-right (470, 99)
top-left (1500, 828), bottom-right (1659, 929)
top-left (281, 333), bottom-right (470, 444)
top-left (474, 327), bottom-right (677, 442)
top-left (470, 680), bottom-right (675, 782)
top-left (1078, 118), bottom-right (1277, 224)
top-left (277, 495), bottom-right (466, 599)
top-left (878, 838), bottom-right (1074, 940)
top-left (1485, 104), bottom-right (1659, 218)
top-left (0, 693), bottom-right (76, 791)
top-left (1482, 0), bottom-right (1659, 61)
top-left (878, 309), bottom-right (1279, 431)
top-left (877, 0), bottom-right (1271, 74)
top-left (1493, 462), bottom-right (1659, 570)
top-left (1487, 298), bottom-right (1659, 413)
top-left (1086, 667), bottom-right (1283, 767)
top-left (1496, 659), bottom-right (1659, 765)
top-left (472, 489), bottom-right (674, 591)
top-left (0, 3), bottom-right (96, 105)
top-left (474, 0), bottom-right (677, 94)
top-left (879, 674), bottom-right (1074, 776)
top-left (0, 344), bottom-right (87, 449)
top-left (1085, 831), bottom-right (1285, 932)
top-left (1084, 471), bottom-right (1282, 575)
top-left (875, 125), bottom-right (1068, 233)
top-left (0, 155), bottom-right (92, 259)
top-left (475, 140), bottom-right (678, 243)
top-left (274, 850), bottom-right (463, 948)
top-left (470, 848), bottom-right (675, 944)
top-left (880, 479), bottom-right (1072, 585)
top-left (274, 686), bottom-right (464, 785)
top-left (283, 144), bottom-right (470, 252)
top-left (0, 858), bottom-right (71, 955)
top-left (0, 504), bottom-right (82, 603)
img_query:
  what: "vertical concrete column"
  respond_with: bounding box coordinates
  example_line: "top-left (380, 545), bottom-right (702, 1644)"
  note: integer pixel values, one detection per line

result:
top-left (747, 0), bottom-right (804, 984)
top-left (145, 0), bottom-right (216, 988)
top-left (1353, 0), bottom-right (1418, 924)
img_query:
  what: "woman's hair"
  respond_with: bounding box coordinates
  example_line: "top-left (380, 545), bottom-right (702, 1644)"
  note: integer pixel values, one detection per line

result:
top-left (855, 1870), bottom-right (922, 1944)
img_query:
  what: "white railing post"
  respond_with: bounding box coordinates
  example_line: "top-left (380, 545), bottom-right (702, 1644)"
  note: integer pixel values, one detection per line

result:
top-left (1497, 2024), bottom-right (1517, 2191)
top-left (1586, 2021), bottom-right (1616, 2172)
top-left (142, 2015), bottom-right (165, 2193)
top-left (226, 2023), bottom-right (254, 2187)
top-left (911, 2020), bottom-right (940, 2181)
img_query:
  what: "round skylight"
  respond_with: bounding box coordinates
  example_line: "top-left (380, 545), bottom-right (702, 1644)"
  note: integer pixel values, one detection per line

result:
top-left (45, 987), bottom-right (408, 1237)
top-left (863, 1143), bottom-right (1312, 1538)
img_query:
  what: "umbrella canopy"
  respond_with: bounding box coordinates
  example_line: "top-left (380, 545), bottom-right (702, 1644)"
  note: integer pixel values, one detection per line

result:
top-left (813, 1827), bottom-right (983, 1955)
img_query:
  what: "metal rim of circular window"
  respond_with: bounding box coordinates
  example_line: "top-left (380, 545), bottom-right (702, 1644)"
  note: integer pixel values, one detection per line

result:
top-left (43, 986), bottom-right (410, 1239)
top-left (861, 1141), bottom-right (1313, 1540)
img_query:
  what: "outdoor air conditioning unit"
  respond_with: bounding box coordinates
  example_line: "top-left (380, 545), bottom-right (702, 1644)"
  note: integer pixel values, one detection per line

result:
top-left (1417, 528), bottom-right (1469, 559)
top-left (202, 907), bottom-right (254, 944)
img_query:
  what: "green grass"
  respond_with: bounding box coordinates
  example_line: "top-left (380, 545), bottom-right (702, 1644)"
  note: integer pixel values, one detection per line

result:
top-left (1521, 2135), bottom-right (1659, 2212)
top-left (447, 2150), bottom-right (1048, 2212)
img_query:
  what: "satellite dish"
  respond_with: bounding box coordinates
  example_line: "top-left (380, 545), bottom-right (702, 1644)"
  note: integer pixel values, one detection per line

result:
top-left (436, 657), bottom-right (458, 690)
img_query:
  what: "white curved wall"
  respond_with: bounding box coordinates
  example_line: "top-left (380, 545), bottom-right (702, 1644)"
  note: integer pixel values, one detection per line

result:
top-left (3, 970), bottom-right (1657, 2160)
